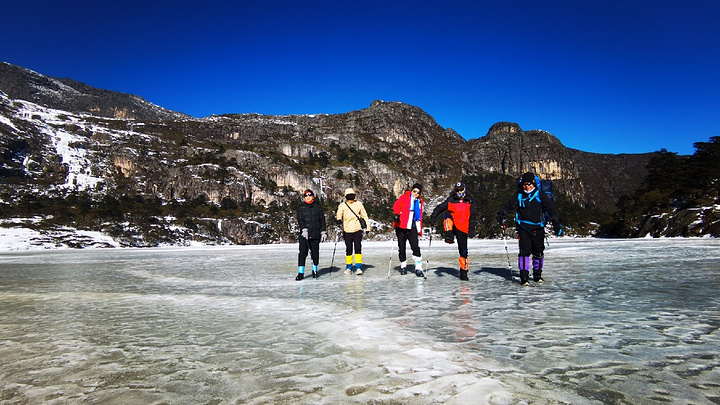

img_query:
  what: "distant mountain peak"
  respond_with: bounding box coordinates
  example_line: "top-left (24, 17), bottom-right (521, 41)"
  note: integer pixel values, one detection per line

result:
top-left (0, 62), bottom-right (189, 121)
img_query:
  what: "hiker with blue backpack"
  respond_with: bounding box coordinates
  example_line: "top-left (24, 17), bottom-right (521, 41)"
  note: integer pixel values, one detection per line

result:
top-left (496, 172), bottom-right (562, 286)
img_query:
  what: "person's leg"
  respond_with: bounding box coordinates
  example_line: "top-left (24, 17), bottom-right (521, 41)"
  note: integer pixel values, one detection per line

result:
top-left (517, 229), bottom-right (533, 286)
top-left (297, 238), bottom-right (309, 280)
top-left (531, 229), bottom-right (546, 283)
top-left (309, 239), bottom-right (320, 278)
top-left (444, 217), bottom-right (455, 244)
top-left (408, 227), bottom-right (423, 276)
top-left (396, 227), bottom-right (409, 274)
top-left (353, 231), bottom-right (363, 274)
top-left (456, 230), bottom-right (469, 280)
top-left (344, 232), bottom-right (354, 274)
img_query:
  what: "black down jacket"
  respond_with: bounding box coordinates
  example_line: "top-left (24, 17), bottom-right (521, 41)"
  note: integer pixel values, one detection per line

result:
top-left (296, 200), bottom-right (326, 239)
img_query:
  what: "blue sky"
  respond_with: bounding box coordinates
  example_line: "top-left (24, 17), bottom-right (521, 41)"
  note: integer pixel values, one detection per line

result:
top-left (2, 0), bottom-right (718, 155)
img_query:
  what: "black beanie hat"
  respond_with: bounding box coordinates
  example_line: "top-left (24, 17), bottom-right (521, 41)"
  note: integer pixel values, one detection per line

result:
top-left (411, 183), bottom-right (423, 193)
top-left (521, 172), bottom-right (536, 184)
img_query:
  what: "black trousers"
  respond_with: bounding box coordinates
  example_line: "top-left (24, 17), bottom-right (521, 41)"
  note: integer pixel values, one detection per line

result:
top-left (517, 227), bottom-right (545, 258)
top-left (395, 226), bottom-right (421, 262)
top-left (344, 231), bottom-right (363, 256)
top-left (453, 228), bottom-right (469, 258)
top-left (298, 237), bottom-right (320, 266)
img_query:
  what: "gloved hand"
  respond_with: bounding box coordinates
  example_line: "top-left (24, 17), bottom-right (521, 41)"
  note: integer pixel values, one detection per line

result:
top-left (336, 219), bottom-right (343, 226)
top-left (394, 214), bottom-right (400, 223)
top-left (321, 231), bottom-right (327, 242)
top-left (495, 213), bottom-right (505, 225)
top-left (552, 221), bottom-right (563, 236)
top-left (468, 229), bottom-right (476, 238)
top-left (301, 228), bottom-right (309, 239)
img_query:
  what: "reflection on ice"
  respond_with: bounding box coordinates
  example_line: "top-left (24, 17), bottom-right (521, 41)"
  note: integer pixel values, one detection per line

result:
top-left (1, 238), bottom-right (719, 404)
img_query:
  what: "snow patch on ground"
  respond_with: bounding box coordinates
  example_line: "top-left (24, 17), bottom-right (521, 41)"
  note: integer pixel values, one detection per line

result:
top-left (0, 227), bottom-right (120, 250)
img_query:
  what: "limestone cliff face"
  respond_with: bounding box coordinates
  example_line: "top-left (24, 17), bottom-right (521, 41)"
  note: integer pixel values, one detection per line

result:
top-left (466, 122), bottom-right (650, 210)
top-left (1, 61), bottom-right (661, 244)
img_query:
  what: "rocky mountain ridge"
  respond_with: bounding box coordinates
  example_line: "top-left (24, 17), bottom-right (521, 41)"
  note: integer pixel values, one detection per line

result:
top-left (1, 62), bottom-right (664, 246)
top-left (0, 62), bottom-right (189, 121)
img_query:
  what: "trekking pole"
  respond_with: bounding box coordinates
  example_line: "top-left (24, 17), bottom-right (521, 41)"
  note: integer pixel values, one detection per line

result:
top-left (501, 222), bottom-right (515, 282)
top-left (422, 229), bottom-right (431, 279)
top-left (502, 229), bottom-right (512, 268)
top-left (329, 229), bottom-right (340, 275)
top-left (387, 231), bottom-right (395, 279)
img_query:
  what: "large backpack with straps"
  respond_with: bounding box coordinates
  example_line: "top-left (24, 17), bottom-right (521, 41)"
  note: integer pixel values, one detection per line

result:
top-left (515, 174), bottom-right (555, 227)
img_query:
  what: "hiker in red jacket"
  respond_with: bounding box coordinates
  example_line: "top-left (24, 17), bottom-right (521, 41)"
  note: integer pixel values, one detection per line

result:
top-left (392, 183), bottom-right (424, 277)
top-left (430, 182), bottom-right (477, 281)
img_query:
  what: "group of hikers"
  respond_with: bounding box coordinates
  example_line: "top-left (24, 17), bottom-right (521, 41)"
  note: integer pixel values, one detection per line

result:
top-left (295, 172), bottom-right (562, 286)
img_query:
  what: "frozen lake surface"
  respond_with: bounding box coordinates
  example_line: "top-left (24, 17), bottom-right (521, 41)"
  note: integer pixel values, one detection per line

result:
top-left (1, 238), bottom-right (719, 404)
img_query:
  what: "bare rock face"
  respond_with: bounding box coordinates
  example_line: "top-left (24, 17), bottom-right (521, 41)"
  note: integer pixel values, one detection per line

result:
top-left (467, 122), bottom-right (652, 210)
top-left (1, 62), bottom-right (662, 244)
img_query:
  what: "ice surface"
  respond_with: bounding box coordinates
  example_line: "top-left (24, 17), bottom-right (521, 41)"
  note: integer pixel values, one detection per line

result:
top-left (1, 238), bottom-right (719, 404)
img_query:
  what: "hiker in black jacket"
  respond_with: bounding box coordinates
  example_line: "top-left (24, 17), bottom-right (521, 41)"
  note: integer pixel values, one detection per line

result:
top-left (429, 182), bottom-right (477, 281)
top-left (497, 172), bottom-right (562, 286)
top-left (296, 189), bottom-right (327, 280)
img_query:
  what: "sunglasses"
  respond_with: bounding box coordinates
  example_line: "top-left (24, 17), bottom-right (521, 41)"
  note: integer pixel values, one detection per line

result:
top-left (522, 182), bottom-right (533, 186)
top-left (411, 189), bottom-right (421, 194)
top-left (304, 193), bottom-right (314, 197)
